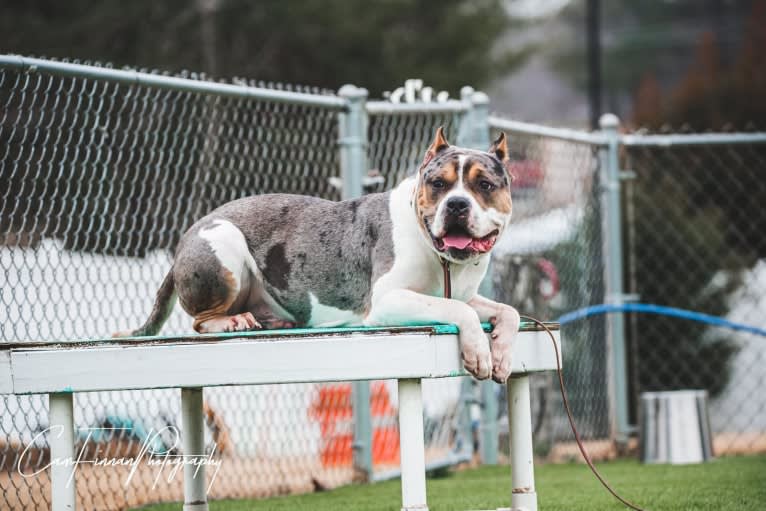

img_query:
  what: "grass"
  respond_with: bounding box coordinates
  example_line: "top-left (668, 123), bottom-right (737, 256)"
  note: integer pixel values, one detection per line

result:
top-left (138, 455), bottom-right (766, 511)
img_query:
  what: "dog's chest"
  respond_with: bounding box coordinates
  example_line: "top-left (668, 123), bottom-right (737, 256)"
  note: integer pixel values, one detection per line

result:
top-left (443, 262), bottom-right (490, 300)
top-left (385, 257), bottom-right (486, 301)
top-left (376, 178), bottom-right (489, 301)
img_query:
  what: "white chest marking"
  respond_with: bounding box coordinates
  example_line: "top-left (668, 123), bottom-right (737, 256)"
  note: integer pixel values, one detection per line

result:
top-left (308, 292), bottom-right (363, 327)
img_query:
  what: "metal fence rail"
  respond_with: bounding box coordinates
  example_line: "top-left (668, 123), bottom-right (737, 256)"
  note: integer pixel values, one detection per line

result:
top-left (620, 131), bottom-right (766, 146)
top-left (0, 55), bottom-right (348, 109)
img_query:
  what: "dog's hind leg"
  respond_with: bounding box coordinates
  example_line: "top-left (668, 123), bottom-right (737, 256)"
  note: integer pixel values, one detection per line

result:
top-left (174, 219), bottom-right (263, 334)
top-left (193, 311), bottom-right (261, 333)
top-left (250, 311), bottom-right (296, 330)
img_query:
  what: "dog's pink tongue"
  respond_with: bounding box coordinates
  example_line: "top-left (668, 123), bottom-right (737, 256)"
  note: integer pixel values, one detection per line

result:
top-left (442, 234), bottom-right (473, 250)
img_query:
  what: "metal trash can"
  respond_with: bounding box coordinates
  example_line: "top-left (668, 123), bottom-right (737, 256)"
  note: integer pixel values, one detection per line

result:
top-left (640, 390), bottom-right (714, 464)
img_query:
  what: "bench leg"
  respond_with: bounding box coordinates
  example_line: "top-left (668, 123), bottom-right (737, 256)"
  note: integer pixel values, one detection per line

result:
top-left (181, 387), bottom-right (209, 511)
top-left (507, 376), bottom-right (537, 511)
top-left (50, 392), bottom-right (76, 511)
top-left (398, 378), bottom-right (428, 511)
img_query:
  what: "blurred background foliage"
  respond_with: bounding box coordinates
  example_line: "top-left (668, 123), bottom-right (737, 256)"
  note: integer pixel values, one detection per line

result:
top-left (4, 0), bottom-right (765, 129)
top-left (1, 0), bottom-right (532, 97)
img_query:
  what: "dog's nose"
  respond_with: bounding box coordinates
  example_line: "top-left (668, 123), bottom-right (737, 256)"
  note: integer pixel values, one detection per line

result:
top-left (446, 197), bottom-right (470, 215)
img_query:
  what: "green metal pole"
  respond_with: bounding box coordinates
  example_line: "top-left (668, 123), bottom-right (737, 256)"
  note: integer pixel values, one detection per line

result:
top-left (599, 113), bottom-right (630, 442)
top-left (338, 84), bottom-right (373, 480)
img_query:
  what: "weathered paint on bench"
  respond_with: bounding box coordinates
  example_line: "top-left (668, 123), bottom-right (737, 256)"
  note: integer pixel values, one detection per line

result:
top-left (0, 322), bottom-right (561, 511)
top-left (2, 323), bottom-right (560, 395)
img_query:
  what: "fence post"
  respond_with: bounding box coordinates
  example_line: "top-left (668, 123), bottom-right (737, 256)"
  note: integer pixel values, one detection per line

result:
top-left (338, 84), bottom-right (373, 480)
top-left (456, 87), bottom-right (499, 465)
top-left (599, 113), bottom-right (631, 442)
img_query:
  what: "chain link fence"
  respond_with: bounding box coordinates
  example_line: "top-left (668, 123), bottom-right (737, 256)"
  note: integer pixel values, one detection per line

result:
top-left (368, 109), bottom-right (463, 191)
top-left (1, 55), bottom-right (765, 510)
top-left (622, 136), bottom-right (766, 455)
top-left (487, 119), bottom-right (610, 460)
top-left (0, 56), bottom-right (350, 510)
top-left (486, 119), bottom-right (766, 460)
top-left (0, 57), bottom-right (479, 510)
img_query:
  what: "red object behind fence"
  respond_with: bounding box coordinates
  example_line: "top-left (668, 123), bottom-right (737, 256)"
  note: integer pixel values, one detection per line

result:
top-left (309, 381), bottom-right (400, 467)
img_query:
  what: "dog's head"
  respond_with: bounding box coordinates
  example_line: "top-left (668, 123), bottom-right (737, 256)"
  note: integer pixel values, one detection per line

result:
top-left (413, 127), bottom-right (513, 263)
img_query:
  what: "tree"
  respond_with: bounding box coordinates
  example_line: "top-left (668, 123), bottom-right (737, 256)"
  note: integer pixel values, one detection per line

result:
top-left (546, 1), bottom-right (765, 401)
top-left (2, 0), bottom-right (530, 96)
top-left (631, 3), bottom-right (766, 259)
top-left (550, 0), bottom-right (764, 124)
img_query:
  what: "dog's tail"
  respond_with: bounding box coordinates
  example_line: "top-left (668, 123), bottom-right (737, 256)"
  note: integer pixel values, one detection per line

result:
top-left (113, 270), bottom-right (177, 338)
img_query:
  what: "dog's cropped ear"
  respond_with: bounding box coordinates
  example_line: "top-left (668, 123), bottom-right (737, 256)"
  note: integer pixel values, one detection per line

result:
top-left (489, 132), bottom-right (509, 162)
top-left (421, 126), bottom-right (450, 169)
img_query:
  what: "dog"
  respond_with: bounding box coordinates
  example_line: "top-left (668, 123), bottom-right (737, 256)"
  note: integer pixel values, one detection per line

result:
top-left (116, 127), bottom-right (520, 382)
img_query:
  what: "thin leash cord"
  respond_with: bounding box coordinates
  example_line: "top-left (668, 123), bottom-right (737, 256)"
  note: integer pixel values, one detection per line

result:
top-left (439, 259), bottom-right (645, 511)
top-left (519, 314), bottom-right (646, 511)
top-left (441, 258), bottom-right (452, 299)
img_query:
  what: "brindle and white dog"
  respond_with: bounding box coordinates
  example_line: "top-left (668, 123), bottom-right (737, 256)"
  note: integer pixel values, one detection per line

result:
top-left (117, 128), bottom-right (519, 383)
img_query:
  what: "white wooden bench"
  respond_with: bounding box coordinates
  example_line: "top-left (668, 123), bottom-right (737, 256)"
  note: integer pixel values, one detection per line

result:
top-left (0, 322), bottom-right (560, 511)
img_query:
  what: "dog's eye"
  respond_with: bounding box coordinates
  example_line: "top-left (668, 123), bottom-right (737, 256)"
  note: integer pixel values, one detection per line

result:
top-left (432, 179), bottom-right (446, 189)
top-left (479, 180), bottom-right (495, 192)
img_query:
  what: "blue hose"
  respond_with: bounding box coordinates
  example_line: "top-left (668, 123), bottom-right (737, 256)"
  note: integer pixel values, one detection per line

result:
top-left (558, 302), bottom-right (766, 337)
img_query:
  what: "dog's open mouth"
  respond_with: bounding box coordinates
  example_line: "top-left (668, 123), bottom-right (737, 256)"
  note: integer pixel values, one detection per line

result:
top-left (433, 226), bottom-right (499, 253)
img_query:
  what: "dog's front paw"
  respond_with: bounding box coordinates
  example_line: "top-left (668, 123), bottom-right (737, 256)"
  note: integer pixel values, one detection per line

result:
top-left (459, 323), bottom-right (492, 380)
top-left (490, 338), bottom-right (513, 383)
top-left (489, 307), bottom-right (520, 383)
